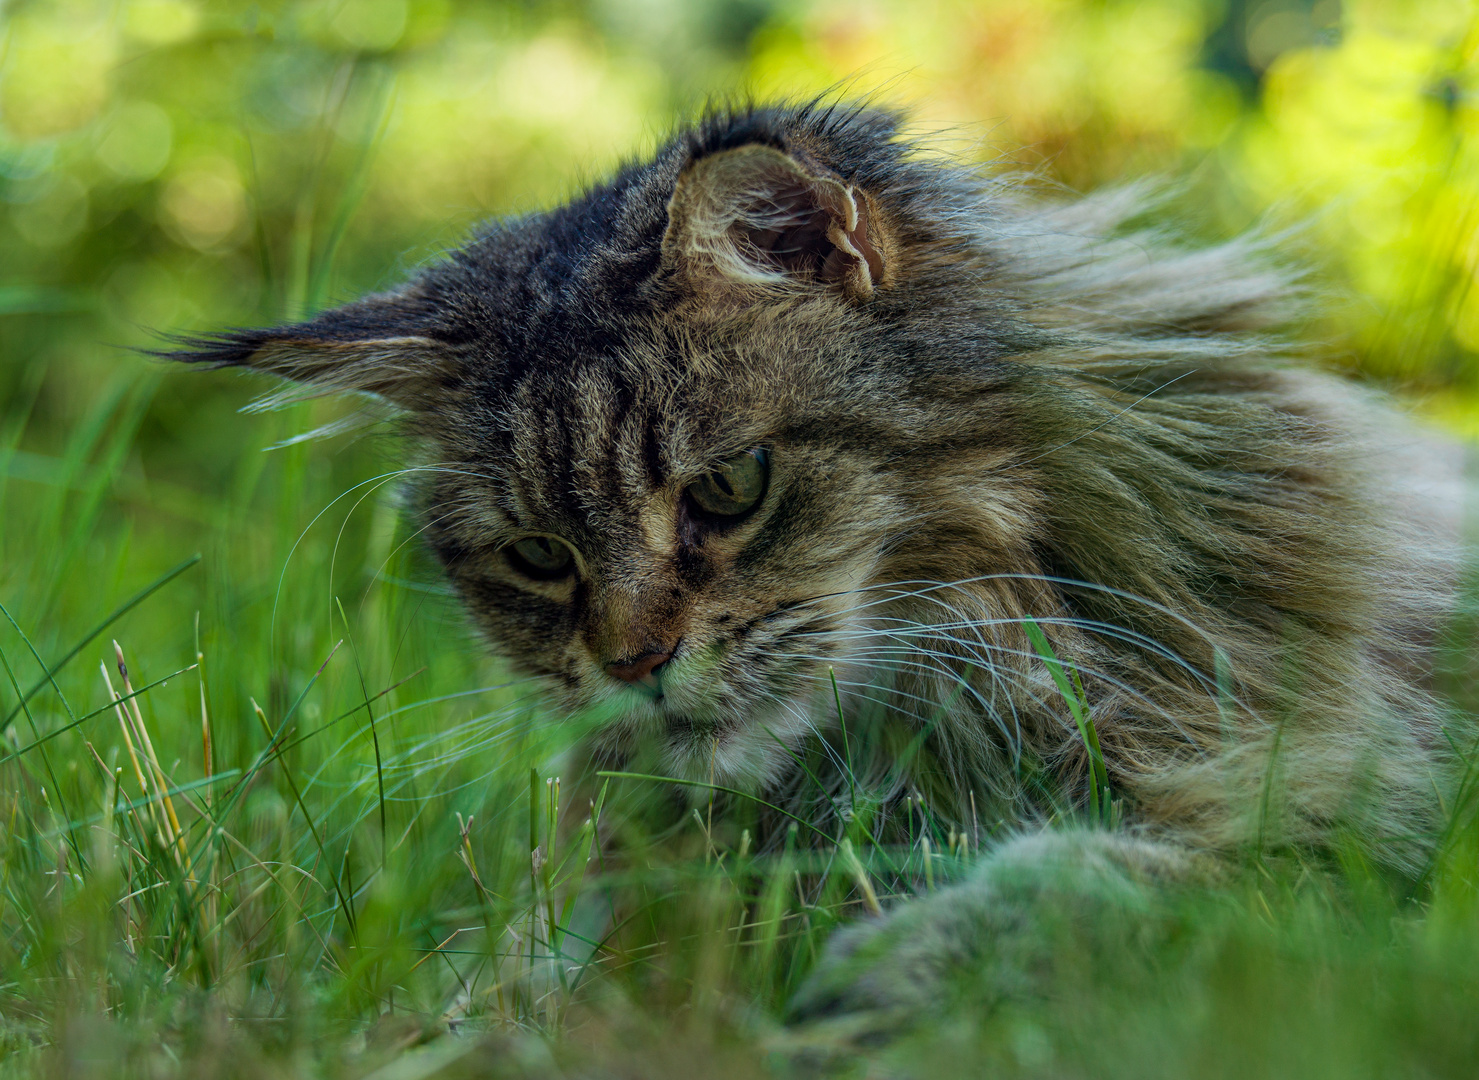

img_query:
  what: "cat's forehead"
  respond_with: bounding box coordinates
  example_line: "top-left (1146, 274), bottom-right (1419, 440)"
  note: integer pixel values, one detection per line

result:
top-left (446, 375), bottom-right (746, 563)
top-left (450, 156), bottom-right (683, 372)
top-left (489, 346), bottom-right (772, 489)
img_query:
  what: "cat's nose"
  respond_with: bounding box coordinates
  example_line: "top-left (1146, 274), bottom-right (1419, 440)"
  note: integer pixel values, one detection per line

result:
top-left (606, 648), bottom-right (672, 685)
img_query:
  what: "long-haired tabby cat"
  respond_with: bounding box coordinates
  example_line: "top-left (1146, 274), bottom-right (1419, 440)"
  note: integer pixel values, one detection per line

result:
top-left (172, 101), bottom-right (1465, 1044)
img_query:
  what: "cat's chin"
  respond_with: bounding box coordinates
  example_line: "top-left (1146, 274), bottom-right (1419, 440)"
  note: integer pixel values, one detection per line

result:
top-left (657, 707), bottom-right (814, 792)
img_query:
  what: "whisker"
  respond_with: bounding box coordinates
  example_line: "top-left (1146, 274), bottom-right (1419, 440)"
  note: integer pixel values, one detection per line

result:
top-left (780, 648), bottom-right (1035, 760)
top-left (833, 612), bottom-right (1229, 705)
top-left (782, 633), bottom-right (1208, 760)
top-left (793, 571), bottom-right (1236, 665)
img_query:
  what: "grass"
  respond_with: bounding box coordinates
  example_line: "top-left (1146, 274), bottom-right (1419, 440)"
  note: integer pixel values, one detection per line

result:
top-left (3, 365), bottom-right (1479, 1080)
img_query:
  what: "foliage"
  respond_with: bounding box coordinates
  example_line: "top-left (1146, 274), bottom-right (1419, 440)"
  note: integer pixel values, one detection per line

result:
top-left (3, 1), bottom-right (1479, 1077)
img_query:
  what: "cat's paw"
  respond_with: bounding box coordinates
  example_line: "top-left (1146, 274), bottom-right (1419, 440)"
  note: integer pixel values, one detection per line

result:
top-left (782, 894), bottom-right (996, 1050)
top-left (782, 830), bottom-right (1201, 1055)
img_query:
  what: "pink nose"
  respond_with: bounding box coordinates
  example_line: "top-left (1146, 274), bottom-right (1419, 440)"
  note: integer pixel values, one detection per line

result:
top-left (606, 649), bottom-right (672, 684)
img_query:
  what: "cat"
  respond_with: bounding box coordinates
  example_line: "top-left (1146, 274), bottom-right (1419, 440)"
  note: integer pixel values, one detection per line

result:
top-left (171, 100), bottom-right (1466, 1049)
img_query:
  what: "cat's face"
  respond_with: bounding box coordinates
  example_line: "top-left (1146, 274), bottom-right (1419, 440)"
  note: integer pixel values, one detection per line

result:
top-left (421, 314), bottom-right (965, 785)
top-left (175, 106), bottom-right (1044, 786)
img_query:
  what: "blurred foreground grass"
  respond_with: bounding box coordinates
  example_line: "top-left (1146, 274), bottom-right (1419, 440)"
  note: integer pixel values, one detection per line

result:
top-left (5, 1), bottom-right (1479, 1077)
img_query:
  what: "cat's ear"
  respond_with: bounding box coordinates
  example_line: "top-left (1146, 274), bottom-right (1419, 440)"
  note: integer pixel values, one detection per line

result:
top-left (164, 290), bottom-right (459, 412)
top-left (662, 143), bottom-right (887, 302)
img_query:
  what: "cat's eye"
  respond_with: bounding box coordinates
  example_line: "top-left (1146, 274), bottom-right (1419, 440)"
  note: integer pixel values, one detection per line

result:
top-left (505, 536), bottom-right (575, 580)
top-left (687, 448), bottom-right (769, 518)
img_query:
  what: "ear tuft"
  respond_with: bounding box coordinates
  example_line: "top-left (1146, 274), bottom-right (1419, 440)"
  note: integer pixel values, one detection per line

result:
top-left (163, 293), bottom-right (460, 413)
top-left (662, 144), bottom-right (886, 302)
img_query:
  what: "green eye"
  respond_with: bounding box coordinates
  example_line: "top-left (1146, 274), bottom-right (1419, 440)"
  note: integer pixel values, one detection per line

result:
top-left (506, 536), bottom-right (575, 579)
top-left (687, 448), bottom-right (769, 517)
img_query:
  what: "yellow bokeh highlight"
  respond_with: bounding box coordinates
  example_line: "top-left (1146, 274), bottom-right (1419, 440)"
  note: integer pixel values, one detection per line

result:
top-left (0, 5), bottom-right (119, 137)
top-left (123, 0), bottom-right (201, 46)
top-left (748, 0), bottom-right (1227, 178)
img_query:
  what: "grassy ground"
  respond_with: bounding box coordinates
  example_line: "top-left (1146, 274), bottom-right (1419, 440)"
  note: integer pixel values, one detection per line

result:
top-left (3, 364), bottom-right (1479, 1080)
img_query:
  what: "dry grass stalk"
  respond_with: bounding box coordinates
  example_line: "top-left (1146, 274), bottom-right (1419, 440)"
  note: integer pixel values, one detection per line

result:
top-left (110, 642), bottom-right (191, 875)
top-left (839, 839), bottom-right (883, 916)
top-left (101, 660), bottom-right (169, 858)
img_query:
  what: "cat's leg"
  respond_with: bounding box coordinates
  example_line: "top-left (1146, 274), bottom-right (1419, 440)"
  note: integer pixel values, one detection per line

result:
top-left (783, 829), bottom-right (1211, 1049)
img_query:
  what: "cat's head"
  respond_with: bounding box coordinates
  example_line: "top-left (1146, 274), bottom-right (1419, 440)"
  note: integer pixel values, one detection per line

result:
top-left (172, 104), bottom-right (1052, 786)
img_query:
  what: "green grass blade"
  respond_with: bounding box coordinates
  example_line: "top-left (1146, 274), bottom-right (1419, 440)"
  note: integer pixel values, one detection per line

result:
top-left (1022, 616), bottom-right (1110, 823)
top-left (1, 554), bottom-right (201, 729)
